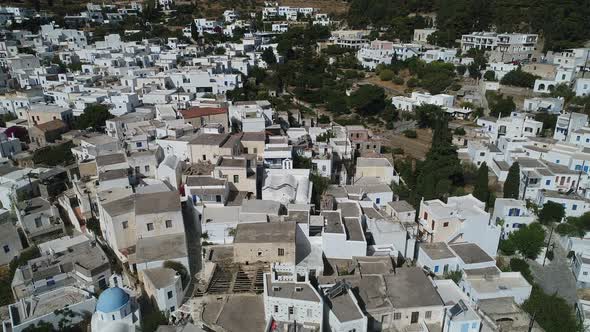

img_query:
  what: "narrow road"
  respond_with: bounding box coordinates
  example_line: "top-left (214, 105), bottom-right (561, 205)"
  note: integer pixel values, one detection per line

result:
top-left (528, 234), bottom-right (578, 305)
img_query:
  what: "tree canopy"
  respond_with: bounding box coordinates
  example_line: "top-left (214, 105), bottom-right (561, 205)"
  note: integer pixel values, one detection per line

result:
top-left (503, 223), bottom-right (546, 259)
top-left (500, 69), bottom-right (540, 88)
top-left (349, 85), bottom-right (386, 116)
top-left (504, 162), bottom-right (520, 199)
top-left (75, 104), bottom-right (114, 130)
top-left (348, 0), bottom-right (590, 51)
top-left (473, 162), bottom-right (490, 208)
top-left (538, 201), bottom-right (565, 225)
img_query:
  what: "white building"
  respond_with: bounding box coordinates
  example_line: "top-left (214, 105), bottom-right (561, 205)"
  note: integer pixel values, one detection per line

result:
top-left (460, 32), bottom-right (538, 62)
top-left (418, 195), bottom-right (501, 257)
top-left (434, 280), bottom-right (482, 332)
top-left (459, 268), bottom-right (532, 305)
top-left (491, 198), bottom-right (535, 238)
top-left (142, 267), bottom-right (185, 313)
top-left (90, 286), bottom-right (141, 332)
top-left (357, 40), bottom-right (420, 69)
top-left (263, 264), bottom-right (323, 331)
top-left (523, 97), bottom-right (564, 114)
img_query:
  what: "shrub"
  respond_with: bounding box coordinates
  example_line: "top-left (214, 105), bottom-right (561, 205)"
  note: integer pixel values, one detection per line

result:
top-left (500, 69), bottom-right (539, 88)
top-left (392, 76), bottom-right (404, 85)
top-left (403, 129), bottom-right (417, 138)
top-left (454, 127), bottom-right (466, 135)
top-left (510, 258), bottom-right (533, 283)
top-left (406, 77), bottom-right (419, 88)
top-left (379, 69), bottom-right (394, 81)
top-left (393, 147), bottom-right (404, 155)
top-left (484, 70), bottom-right (497, 81)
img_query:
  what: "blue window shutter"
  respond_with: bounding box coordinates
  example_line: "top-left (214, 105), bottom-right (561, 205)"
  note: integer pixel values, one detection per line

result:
top-left (434, 265), bottom-right (439, 273)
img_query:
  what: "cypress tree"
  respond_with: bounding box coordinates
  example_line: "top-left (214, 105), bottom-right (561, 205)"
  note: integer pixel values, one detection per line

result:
top-left (504, 162), bottom-right (520, 199)
top-left (473, 162), bottom-right (489, 203)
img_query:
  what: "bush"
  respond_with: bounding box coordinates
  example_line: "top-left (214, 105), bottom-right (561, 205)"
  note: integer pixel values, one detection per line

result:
top-left (406, 77), bottom-right (419, 88)
top-left (499, 238), bottom-right (517, 255)
top-left (510, 258), bottom-right (533, 283)
top-left (500, 69), bottom-right (540, 88)
top-left (392, 76), bottom-right (404, 85)
top-left (393, 147), bottom-right (404, 155)
top-left (484, 70), bottom-right (497, 81)
top-left (379, 69), bottom-right (394, 81)
top-left (403, 129), bottom-right (417, 138)
top-left (454, 127), bottom-right (466, 135)
top-left (456, 65), bottom-right (467, 76)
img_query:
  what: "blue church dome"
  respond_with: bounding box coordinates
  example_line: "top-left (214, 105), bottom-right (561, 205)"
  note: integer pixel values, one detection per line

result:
top-left (96, 287), bottom-right (130, 313)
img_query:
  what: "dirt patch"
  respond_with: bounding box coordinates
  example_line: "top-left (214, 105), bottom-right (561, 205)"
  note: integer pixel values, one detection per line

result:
top-left (278, 0), bottom-right (350, 15)
top-left (381, 128), bottom-right (432, 160)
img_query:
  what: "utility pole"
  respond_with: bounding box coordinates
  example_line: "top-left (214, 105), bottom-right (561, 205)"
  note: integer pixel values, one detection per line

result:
top-left (528, 311), bottom-right (536, 332)
top-left (542, 225), bottom-right (555, 267)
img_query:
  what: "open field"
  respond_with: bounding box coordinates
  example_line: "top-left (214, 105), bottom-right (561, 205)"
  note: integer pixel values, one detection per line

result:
top-left (378, 127), bottom-right (433, 160)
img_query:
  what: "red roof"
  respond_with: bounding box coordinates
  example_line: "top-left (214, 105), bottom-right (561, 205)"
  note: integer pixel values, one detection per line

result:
top-left (180, 107), bottom-right (227, 119)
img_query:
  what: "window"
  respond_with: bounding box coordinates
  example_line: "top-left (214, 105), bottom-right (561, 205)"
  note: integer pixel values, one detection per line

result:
top-left (577, 136), bottom-right (581, 141)
top-left (145, 165), bottom-right (150, 173)
top-left (425, 311), bottom-right (432, 319)
top-left (233, 175), bottom-right (239, 183)
top-left (34, 217), bottom-right (42, 228)
top-left (136, 142), bottom-right (142, 147)
top-left (479, 152), bottom-right (485, 156)
top-left (434, 265), bottom-right (439, 273)
top-left (147, 223), bottom-right (154, 231)
top-left (122, 221), bottom-right (128, 229)
top-left (584, 272), bottom-right (588, 276)
top-left (202, 154), bottom-right (207, 161)
top-left (215, 195), bottom-right (222, 203)
top-left (165, 220), bottom-right (173, 228)
top-left (573, 204), bottom-right (578, 211)
top-left (556, 159), bottom-right (560, 164)
top-left (393, 312), bottom-right (401, 320)
top-left (167, 291), bottom-right (173, 299)
top-left (278, 248), bottom-right (285, 256)
top-left (3, 245), bottom-right (9, 253)
top-left (545, 180), bottom-right (551, 185)
top-left (170, 306), bottom-right (175, 312)
top-left (274, 305), bottom-right (278, 313)
top-left (253, 148), bottom-right (258, 153)
top-left (288, 307), bottom-right (294, 315)
top-left (307, 308), bottom-right (312, 317)
top-left (135, 166), bottom-right (140, 174)
top-left (376, 198), bottom-right (381, 204)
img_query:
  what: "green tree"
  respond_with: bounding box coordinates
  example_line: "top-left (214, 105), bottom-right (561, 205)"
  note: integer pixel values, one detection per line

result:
top-left (509, 223), bottom-right (546, 260)
top-left (500, 69), bottom-right (540, 88)
top-left (261, 47), bottom-right (276, 65)
top-left (349, 85), bottom-right (386, 116)
top-left (379, 69), bottom-right (394, 81)
top-left (504, 162), bottom-right (520, 199)
top-left (489, 94), bottom-right (516, 118)
top-left (538, 201), bottom-right (565, 225)
top-left (483, 70), bottom-right (496, 81)
top-left (75, 104), bottom-right (113, 130)
top-left (415, 104), bottom-right (443, 128)
top-left (473, 162), bottom-right (490, 206)
top-left (556, 213), bottom-right (590, 238)
top-left (523, 287), bottom-right (582, 332)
